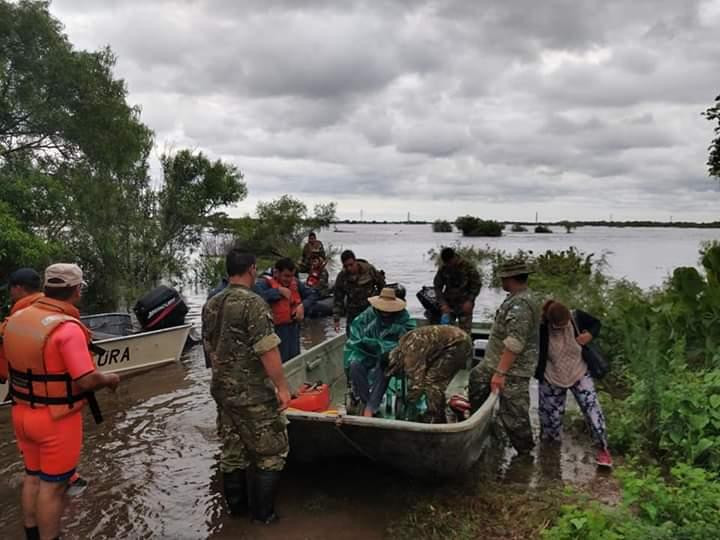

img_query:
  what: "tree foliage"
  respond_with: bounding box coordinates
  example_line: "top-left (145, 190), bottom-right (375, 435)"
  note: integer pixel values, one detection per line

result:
top-left (704, 94), bottom-right (720, 179)
top-left (432, 219), bottom-right (453, 232)
top-left (197, 196), bottom-right (337, 287)
top-left (454, 216), bottom-right (504, 237)
top-left (0, 2), bottom-right (247, 310)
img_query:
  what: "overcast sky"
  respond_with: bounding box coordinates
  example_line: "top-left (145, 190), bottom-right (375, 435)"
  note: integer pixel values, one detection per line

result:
top-left (51, 0), bottom-right (720, 221)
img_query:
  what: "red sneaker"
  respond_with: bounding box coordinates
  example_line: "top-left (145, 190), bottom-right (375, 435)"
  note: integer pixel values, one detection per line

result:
top-left (596, 449), bottom-right (613, 468)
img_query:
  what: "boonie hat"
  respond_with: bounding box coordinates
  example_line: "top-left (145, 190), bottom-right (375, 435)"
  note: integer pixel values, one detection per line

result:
top-left (498, 259), bottom-right (533, 278)
top-left (44, 263), bottom-right (87, 288)
top-left (7, 268), bottom-right (42, 290)
top-left (368, 287), bottom-right (407, 313)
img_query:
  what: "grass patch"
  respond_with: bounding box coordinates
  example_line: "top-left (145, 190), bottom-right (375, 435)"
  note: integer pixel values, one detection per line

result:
top-left (386, 483), bottom-right (572, 540)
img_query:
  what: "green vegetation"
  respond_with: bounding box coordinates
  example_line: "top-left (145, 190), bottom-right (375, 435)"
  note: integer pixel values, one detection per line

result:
top-left (544, 465), bottom-right (720, 540)
top-left (704, 93), bottom-right (720, 179)
top-left (197, 195), bottom-right (337, 287)
top-left (535, 224), bottom-right (553, 233)
top-left (0, 2), bottom-right (247, 311)
top-left (388, 483), bottom-right (571, 540)
top-left (454, 216), bottom-right (504, 237)
top-left (423, 241), bottom-right (720, 539)
top-left (559, 221), bottom-right (577, 233)
top-left (432, 219), bottom-right (453, 233)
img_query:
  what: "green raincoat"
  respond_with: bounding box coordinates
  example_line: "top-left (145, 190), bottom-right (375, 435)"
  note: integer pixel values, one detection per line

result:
top-left (343, 307), bottom-right (416, 371)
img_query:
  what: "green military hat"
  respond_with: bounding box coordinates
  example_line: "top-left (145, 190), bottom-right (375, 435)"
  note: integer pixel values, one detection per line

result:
top-left (498, 259), bottom-right (533, 278)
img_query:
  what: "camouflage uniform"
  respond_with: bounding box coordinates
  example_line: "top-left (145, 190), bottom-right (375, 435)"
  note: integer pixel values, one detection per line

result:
top-left (202, 284), bottom-right (288, 473)
top-left (469, 288), bottom-right (540, 452)
top-left (301, 240), bottom-right (326, 271)
top-left (388, 325), bottom-right (472, 423)
top-left (433, 258), bottom-right (481, 333)
top-left (333, 259), bottom-right (385, 328)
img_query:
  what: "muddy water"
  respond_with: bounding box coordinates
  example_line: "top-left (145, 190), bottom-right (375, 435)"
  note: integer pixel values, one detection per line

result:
top-left (2, 225), bottom-right (717, 539)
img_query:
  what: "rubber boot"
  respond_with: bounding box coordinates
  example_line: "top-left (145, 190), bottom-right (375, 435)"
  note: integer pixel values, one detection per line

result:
top-left (222, 469), bottom-right (248, 516)
top-left (249, 469), bottom-right (281, 524)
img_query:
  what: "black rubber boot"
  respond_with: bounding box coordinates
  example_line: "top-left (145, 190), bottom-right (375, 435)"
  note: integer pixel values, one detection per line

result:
top-left (24, 526), bottom-right (40, 540)
top-left (249, 469), bottom-right (281, 524)
top-left (222, 469), bottom-right (248, 516)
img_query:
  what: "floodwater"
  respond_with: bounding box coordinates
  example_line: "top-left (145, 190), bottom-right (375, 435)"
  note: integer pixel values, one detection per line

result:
top-left (1, 224), bottom-right (718, 539)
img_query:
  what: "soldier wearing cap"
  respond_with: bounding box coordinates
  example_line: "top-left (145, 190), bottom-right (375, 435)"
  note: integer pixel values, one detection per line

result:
top-left (387, 325), bottom-right (472, 423)
top-left (344, 287), bottom-right (415, 417)
top-left (469, 259), bottom-right (540, 453)
top-left (0, 263), bottom-right (119, 540)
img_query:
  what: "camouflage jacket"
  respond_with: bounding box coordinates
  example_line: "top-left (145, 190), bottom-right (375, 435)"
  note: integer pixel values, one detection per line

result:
top-left (202, 284), bottom-right (281, 406)
top-left (302, 240), bottom-right (326, 263)
top-left (387, 325), bottom-right (471, 402)
top-left (484, 288), bottom-right (540, 378)
top-left (433, 258), bottom-right (482, 306)
top-left (333, 260), bottom-right (385, 319)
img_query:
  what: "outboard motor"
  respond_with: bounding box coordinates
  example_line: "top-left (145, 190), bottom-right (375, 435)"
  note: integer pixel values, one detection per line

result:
top-left (416, 285), bottom-right (442, 323)
top-left (133, 286), bottom-right (189, 332)
top-left (387, 283), bottom-right (407, 301)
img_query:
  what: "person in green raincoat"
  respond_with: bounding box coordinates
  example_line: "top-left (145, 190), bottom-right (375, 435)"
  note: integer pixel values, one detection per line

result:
top-left (343, 288), bottom-right (416, 417)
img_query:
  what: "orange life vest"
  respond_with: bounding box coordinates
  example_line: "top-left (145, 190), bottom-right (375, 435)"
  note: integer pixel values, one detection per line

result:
top-left (307, 270), bottom-right (322, 288)
top-left (2, 297), bottom-right (94, 419)
top-left (265, 276), bottom-right (301, 325)
top-left (10, 292), bottom-right (44, 315)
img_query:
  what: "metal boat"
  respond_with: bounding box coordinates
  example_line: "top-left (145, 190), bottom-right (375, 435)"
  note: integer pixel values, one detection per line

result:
top-left (1, 313), bottom-right (191, 404)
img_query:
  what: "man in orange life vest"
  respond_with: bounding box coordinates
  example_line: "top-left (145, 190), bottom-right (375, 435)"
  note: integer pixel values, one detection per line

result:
top-left (0, 264), bottom-right (120, 540)
top-left (256, 258), bottom-right (312, 363)
top-left (2, 268), bottom-right (88, 497)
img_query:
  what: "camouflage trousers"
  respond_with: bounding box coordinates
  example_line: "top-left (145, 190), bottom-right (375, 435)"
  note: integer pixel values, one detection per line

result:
top-left (410, 341), bottom-right (470, 423)
top-left (468, 362), bottom-right (534, 453)
top-left (216, 400), bottom-right (289, 473)
top-left (446, 301), bottom-right (473, 334)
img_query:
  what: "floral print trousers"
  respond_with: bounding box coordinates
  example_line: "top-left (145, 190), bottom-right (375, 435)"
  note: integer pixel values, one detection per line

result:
top-left (538, 372), bottom-right (608, 450)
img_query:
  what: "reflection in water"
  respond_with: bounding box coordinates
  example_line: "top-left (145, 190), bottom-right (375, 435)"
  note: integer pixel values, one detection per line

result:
top-left (2, 224), bottom-right (705, 537)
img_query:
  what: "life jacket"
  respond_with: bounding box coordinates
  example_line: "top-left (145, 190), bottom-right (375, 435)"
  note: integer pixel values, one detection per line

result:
top-left (307, 270), bottom-right (322, 288)
top-left (10, 292), bottom-right (44, 315)
top-left (2, 297), bottom-right (98, 420)
top-left (265, 276), bottom-right (301, 325)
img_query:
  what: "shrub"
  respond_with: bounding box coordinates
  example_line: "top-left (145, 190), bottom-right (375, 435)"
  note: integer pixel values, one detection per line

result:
top-left (432, 219), bottom-right (453, 233)
top-left (454, 216), bottom-right (504, 237)
top-left (544, 464), bottom-right (720, 540)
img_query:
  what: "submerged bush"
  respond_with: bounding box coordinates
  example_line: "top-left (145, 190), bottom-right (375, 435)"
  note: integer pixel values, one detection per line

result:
top-left (432, 219), bottom-right (453, 232)
top-left (454, 216), bottom-right (504, 237)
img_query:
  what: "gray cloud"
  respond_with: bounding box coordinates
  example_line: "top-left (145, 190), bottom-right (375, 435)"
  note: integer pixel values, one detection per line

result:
top-left (50, 0), bottom-right (720, 220)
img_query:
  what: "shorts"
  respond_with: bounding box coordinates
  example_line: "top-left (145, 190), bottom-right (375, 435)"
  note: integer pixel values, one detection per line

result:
top-left (12, 404), bottom-right (83, 482)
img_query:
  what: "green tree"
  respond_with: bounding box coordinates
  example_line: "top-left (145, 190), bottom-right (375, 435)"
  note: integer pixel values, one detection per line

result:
top-left (704, 94), bottom-right (720, 178)
top-left (198, 196), bottom-right (337, 287)
top-left (0, 2), bottom-right (248, 310)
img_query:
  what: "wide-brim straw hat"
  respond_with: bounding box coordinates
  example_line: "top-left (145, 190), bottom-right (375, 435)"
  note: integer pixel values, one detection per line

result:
top-left (498, 259), bottom-right (533, 278)
top-left (369, 287), bottom-right (407, 312)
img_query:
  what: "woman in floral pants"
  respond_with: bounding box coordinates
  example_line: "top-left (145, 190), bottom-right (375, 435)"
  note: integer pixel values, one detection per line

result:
top-left (536, 300), bottom-right (612, 468)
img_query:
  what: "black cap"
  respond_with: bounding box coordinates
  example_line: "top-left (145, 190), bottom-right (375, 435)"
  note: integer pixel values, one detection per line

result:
top-left (8, 268), bottom-right (42, 291)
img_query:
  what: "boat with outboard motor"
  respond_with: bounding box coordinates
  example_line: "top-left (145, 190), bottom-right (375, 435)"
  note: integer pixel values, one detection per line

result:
top-left (284, 321), bottom-right (496, 479)
top-left (1, 286), bottom-right (195, 404)
top-left (1, 312), bottom-right (191, 404)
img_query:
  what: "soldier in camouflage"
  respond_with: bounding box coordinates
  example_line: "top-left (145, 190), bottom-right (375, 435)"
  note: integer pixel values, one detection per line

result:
top-left (333, 249), bottom-right (386, 333)
top-left (468, 259), bottom-right (540, 453)
top-left (202, 250), bottom-right (291, 524)
top-left (387, 325), bottom-right (472, 423)
top-left (433, 247), bottom-right (482, 333)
